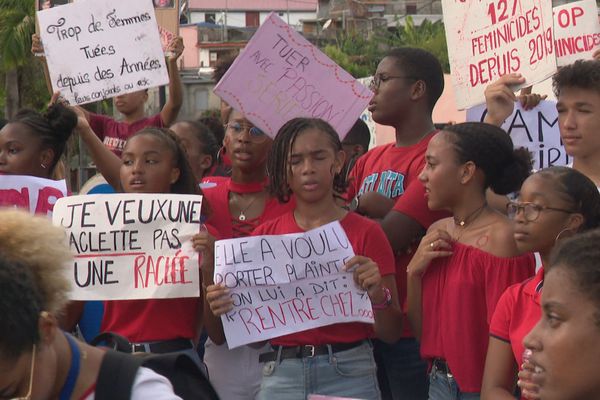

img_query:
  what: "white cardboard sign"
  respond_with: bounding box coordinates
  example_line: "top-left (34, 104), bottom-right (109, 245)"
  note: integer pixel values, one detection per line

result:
top-left (553, 0), bottom-right (600, 67)
top-left (38, 0), bottom-right (169, 105)
top-left (52, 193), bottom-right (203, 301)
top-left (0, 175), bottom-right (67, 216)
top-left (214, 221), bottom-right (374, 349)
top-left (466, 100), bottom-right (569, 170)
top-left (442, 0), bottom-right (557, 109)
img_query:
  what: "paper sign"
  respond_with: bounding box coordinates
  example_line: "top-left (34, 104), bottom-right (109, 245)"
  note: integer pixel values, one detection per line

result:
top-left (0, 175), bottom-right (67, 216)
top-left (466, 100), bottom-right (569, 170)
top-left (442, 0), bottom-right (557, 109)
top-left (37, 0), bottom-right (169, 105)
top-left (553, 0), bottom-right (600, 67)
top-left (214, 13), bottom-right (373, 140)
top-left (52, 194), bottom-right (202, 301)
top-left (214, 221), bottom-right (374, 349)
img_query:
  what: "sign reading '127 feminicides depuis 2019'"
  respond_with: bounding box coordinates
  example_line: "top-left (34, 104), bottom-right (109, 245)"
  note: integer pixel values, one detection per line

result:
top-left (52, 194), bottom-right (203, 301)
top-left (442, 0), bottom-right (557, 109)
top-left (37, 0), bottom-right (169, 105)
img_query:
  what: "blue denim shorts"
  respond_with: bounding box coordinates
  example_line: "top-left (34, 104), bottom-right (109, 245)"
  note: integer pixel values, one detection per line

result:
top-left (258, 340), bottom-right (381, 400)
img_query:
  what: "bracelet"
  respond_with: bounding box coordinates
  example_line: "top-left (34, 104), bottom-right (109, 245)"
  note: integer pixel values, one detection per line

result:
top-left (371, 286), bottom-right (392, 310)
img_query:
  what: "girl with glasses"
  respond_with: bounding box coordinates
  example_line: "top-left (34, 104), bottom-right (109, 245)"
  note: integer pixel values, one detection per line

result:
top-left (0, 210), bottom-right (180, 400)
top-left (482, 167), bottom-right (600, 400)
top-left (406, 122), bottom-right (535, 399)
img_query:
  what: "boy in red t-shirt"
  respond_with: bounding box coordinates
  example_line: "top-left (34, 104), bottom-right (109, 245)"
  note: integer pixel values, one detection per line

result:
top-left (32, 34), bottom-right (184, 156)
top-left (346, 48), bottom-right (449, 400)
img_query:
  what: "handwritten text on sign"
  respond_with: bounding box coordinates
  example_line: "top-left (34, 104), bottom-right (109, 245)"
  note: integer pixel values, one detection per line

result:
top-left (37, 0), bottom-right (169, 105)
top-left (214, 222), bottom-right (374, 349)
top-left (466, 100), bottom-right (568, 170)
top-left (52, 194), bottom-right (202, 301)
top-left (553, 0), bottom-right (600, 67)
top-left (0, 175), bottom-right (67, 216)
top-left (442, 0), bottom-right (556, 109)
top-left (214, 13), bottom-right (372, 140)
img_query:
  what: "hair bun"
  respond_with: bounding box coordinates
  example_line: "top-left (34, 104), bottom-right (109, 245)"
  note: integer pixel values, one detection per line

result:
top-left (490, 147), bottom-right (532, 195)
top-left (44, 103), bottom-right (77, 142)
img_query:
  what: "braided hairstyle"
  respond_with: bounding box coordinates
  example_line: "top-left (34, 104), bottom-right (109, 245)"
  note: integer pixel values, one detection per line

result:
top-left (127, 127), bottom-right (200, 196)
top-left (443, 122), bottom-right (532, 195)
top-left (535, 167), bottom-right (600, 232)
top-left (549, 228), bottom-right (600, 326)
top-left (268, 118), bottom-right (348, 203)
top-left (8, 103), bottom-right (77, 173)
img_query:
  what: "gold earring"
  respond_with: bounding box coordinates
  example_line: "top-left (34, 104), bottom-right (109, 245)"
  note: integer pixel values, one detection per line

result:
top-left (555, 228), bottom-right (575, 243)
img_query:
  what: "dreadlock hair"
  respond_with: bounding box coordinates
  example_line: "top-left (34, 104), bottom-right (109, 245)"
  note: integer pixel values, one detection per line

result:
top-left (268, 118), bottom-right (348, 203)
top-left (442, 122), bottom-right (532, 195)
top-left (549, 228), bottom-right (600, 326)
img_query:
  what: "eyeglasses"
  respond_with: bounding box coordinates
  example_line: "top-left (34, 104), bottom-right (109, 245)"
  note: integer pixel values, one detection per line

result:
top-left (224, 122), bottom-right (268, 143)
top-left (10, 344), bottom-right (35, 400)
top-left (506, 201), bottom-right (575, 222)
top-left (369, 74), bottom-right (419, 90)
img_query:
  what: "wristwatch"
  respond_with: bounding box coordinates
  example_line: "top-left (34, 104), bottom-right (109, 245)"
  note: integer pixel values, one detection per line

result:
top-left (371, 286), bottom-right (392, 310)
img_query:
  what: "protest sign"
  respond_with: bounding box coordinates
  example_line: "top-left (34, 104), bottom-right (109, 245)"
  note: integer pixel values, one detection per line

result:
top-left (0, 175), bottom-right (67, 216)
top-left (214, 13), bottom-right (373, 140)
top-left (442, 0), bottom-right (557, 109)
top-left (52, 193), bottom-right (203, 301)
top-left (214, 221), bottom-right (374, 349)
top-left (467, 100), bottom-right (568, 170)
top-left (37, 0), bottom-right (169, 105)
top-left (553, 0), bottom-right (600, 67)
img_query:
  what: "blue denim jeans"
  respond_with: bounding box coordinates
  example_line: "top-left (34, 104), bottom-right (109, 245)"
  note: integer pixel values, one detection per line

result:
top-left (374, 338), bottom-right (429, 400)
top-left (258, 341), bottom-right (381, 400)
top-left (428, 369), bottom-right (480, 400)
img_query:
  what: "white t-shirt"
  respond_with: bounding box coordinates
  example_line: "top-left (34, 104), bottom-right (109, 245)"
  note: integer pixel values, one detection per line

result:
top-left (84, 367), bottom-right (182, 400)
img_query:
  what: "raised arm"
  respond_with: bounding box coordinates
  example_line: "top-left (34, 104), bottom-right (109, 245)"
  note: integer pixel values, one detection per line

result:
top-left (160, 37), bottom-right (184, 126)
top-left (483, 73), bottom-right (526, 126)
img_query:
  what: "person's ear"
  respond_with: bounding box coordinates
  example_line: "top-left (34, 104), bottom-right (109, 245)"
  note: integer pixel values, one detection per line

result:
top-left (410, 80), bottom-right (427, 102)
top-left (460, 161), bottom-right (477, 184)
top-left (39, 148), bottom-right (54, 170)
top-left (353, 144), bottom-right (366, 157)
top-left (334, 150), bottom-right (346, 175)
top-left (38, 311), bottom-right (58, 346)
top-left (566, 212), bottom-right (585, 232)
top-left (170, 167), bottom-right (181, 184)
top-left (199, 154), bottom-right (213, 173)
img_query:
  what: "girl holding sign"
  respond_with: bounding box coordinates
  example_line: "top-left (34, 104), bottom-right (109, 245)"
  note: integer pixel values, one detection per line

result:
top-left (406, 122), bottom-right (535, 399)
top-left (198, 108), bottom-right (296, 400)
top-left (0, 103), bottom-right (77, 179)
top-left (206, 117), bottom-right (403, 400)
top-left (72, 114), bottom-right (223, 369)
top-left (481, 167), bottom-right (600, 400)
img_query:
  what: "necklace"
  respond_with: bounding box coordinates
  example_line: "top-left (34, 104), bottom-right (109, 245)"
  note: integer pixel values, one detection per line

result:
top-left (236, 193), bottom-right (259, 221)
top-left (454, 202), bottom-right (487, 227)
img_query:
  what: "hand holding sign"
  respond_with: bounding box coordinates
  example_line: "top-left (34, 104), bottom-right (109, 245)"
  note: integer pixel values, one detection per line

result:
top-left (483, 73), bottom-right (525, 126)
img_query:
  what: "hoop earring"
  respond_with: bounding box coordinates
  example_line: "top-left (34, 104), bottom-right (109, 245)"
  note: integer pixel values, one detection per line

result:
top-left (40, 163), bottom-right (47, 169)
top-left (555, 228), bottom-right (575, 244)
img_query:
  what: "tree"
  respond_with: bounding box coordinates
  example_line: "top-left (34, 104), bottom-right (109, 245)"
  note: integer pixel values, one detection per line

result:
top-left (0, 0), bottom-right (37, 118)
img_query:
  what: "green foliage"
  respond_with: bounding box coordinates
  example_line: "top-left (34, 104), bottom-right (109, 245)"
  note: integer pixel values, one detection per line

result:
top-left (321, 16), bottom-right (450, 77)
top-left (0, 0), bottom-right (36, 69)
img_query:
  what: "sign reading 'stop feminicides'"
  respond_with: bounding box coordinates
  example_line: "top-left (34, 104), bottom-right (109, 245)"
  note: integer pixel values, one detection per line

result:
top-left (37, 0), bottom-right (169, 105)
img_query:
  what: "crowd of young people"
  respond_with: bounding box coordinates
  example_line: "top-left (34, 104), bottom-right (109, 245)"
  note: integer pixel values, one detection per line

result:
top-left (0, 35), bottom-right (599, 400)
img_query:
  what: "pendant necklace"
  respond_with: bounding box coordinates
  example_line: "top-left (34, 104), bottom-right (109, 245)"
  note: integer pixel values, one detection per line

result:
top-left (237, 194), bottom-right (258, 221)
top-left (453, 202), bottom-right (488, 241)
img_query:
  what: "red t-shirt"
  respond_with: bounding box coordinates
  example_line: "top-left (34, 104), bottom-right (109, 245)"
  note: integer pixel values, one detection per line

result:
top-left (490, 267), bottom-right (544, 368)
top-left (89, 113), bottom-right (164, 156)
top-left (347, 133), bottom-right (449, 336)
top-left (202, 176), bottom-right (295, 239)
top-left (252, 211), bottom-right (395, 346)
top-left (420, 242), bottom-right (535, 393)
top-left (100, 224), bottom-right (219, 343)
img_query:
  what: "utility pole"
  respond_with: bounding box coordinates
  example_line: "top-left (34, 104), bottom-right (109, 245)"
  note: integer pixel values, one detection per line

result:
top-left (224, 0), bottom-right (228, 41)
top-left (287, 0), bottom-right (290, 25)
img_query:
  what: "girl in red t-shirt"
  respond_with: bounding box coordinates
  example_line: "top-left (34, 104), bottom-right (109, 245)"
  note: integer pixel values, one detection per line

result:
top-left (406, 122), bottom-right (535, 399)
top-left (482, 167), bottom-right (600, 400)
top-left (206, 117), bottom-right (403, 400)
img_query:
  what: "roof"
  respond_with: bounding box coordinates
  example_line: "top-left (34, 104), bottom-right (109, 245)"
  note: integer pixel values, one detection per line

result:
top-left (189, 0), bottom-right (318, 12)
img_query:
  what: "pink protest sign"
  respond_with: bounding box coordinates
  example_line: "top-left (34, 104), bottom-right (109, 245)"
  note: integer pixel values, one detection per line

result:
top-left (214, 13), bottom-right (373, 140)
top-left (442, 0), bottom-right (557, 109)
top-left (553, 0), bottom-right (600, 67)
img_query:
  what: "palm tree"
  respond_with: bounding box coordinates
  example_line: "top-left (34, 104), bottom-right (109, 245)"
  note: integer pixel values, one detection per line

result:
top-left (0, 0), bottom-right (36, 118)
